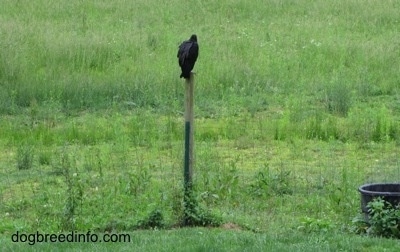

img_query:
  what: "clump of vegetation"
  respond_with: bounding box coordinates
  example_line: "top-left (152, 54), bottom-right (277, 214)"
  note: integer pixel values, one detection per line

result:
top-left (38, 149), bottom-right (52, 166)
top-left (324, 81), bottom-right (352, 117)
top-left (135, 209), bottom-right (165, 230)
top-left (352, 197), bottom-right (400, 238)
top-left (298, 217), bottom-right (336, 234)
top-left (249, 164), bottom-right (293, 197)
top-left (182, 189), bottom-right (222, 227)
top-left (16, 145), bottom-right (34, 170)
top-left (125, 169), bottom-right (152, 197)
top-left (58, 152), bottom-right (84, 231)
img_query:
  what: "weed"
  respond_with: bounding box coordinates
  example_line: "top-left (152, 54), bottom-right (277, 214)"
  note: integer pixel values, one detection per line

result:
top-left (352, 197), bottom-right (400, 238)
top-left (298, 217), bottom-right (336, 234)
top-left (200, 161), bottom-right (240, 202)
top-left (351, 214), bottom-right (369, 235)
top-left (199, 191), bottom-right (220, 206)
top-left (324, 81), bottom-right (352, 117)
top-left (249, 171), bottom-right (269, 197)
top-left (16, 145), bottom-right (34, 170)
top-left (135, 209), bottom-right (165, 229)
top-left (182, 189), bottom-right (222, 227)
top-left (217, 164), bottom-right (240, 200)
top-left (305, 111), bottom-right (325, 140)
top-left (125, 167), bottom-right (152, 196)
top-left (29, 99), bottom-right (39, 128)
top-left (249, 164), bottom-right (293, 197)
top-left (38, 149), bottom-right (52, 166)
top-left (83, 147), bottom-right (103, 177)
top-left (56, 151), bottom-right (84, 231)
top-left (366, 198), bottom-right (400, 238)
top-left (372, 107), bottom-right (396, 142)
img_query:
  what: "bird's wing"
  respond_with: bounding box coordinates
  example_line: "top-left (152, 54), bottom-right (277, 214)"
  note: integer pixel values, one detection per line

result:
top-left (177, 41), bottom-right (192, 65)
top-left (188, 42), bottom-right (199, 61)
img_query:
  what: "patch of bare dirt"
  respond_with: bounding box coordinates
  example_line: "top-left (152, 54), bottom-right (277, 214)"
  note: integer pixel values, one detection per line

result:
top-left (220, 222), bottom-right (243, 231)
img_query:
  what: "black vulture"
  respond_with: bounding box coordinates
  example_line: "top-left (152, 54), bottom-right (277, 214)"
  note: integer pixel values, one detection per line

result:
top-left (177, 34), bottom-right (199, 79)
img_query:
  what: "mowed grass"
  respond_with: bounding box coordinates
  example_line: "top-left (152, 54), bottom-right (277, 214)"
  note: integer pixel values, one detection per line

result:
top-left (1, 0), bottom-right (400, 250)
top-left (2, 228), bottom-right (400, 252)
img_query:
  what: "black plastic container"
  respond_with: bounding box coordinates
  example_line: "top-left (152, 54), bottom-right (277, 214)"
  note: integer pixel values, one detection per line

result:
top-left (358, 183), bottom-right (400, 217)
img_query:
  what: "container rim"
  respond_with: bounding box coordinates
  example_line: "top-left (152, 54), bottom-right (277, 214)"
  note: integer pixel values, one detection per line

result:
top-left (358, 183), bottom-right (400, 196)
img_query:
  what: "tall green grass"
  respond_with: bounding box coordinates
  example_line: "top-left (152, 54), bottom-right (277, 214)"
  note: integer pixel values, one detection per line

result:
top-left (1, 0), bottom-right (399, 113)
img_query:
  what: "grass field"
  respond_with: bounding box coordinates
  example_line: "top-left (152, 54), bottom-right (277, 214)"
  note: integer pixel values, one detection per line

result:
top-left (1, 0), bottom-right (400, 250)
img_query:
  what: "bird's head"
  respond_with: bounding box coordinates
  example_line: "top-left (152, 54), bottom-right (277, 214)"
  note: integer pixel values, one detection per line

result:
top-left (190, 34), bottom-right (197, 42)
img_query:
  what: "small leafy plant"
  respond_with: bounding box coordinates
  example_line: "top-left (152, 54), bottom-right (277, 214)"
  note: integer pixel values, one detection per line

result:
top-left (298, 217), bottom-right (335, 234)
top-left (182, 189), bottom-right (222, 227)
top-left (249, 164), bottom-right (293, 197)
top-left (352, 197), bottom-right (400, 238)
top-left (125, 168), bottom-right (152, 196)
top-left (367, 197), bottom-right (400, 238)
top-left (135, 209), bottom-right (165, 229)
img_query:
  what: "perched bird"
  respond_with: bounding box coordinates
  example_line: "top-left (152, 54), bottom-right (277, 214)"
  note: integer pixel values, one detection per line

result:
top-left (177, 34), bottom-right (199, 79)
